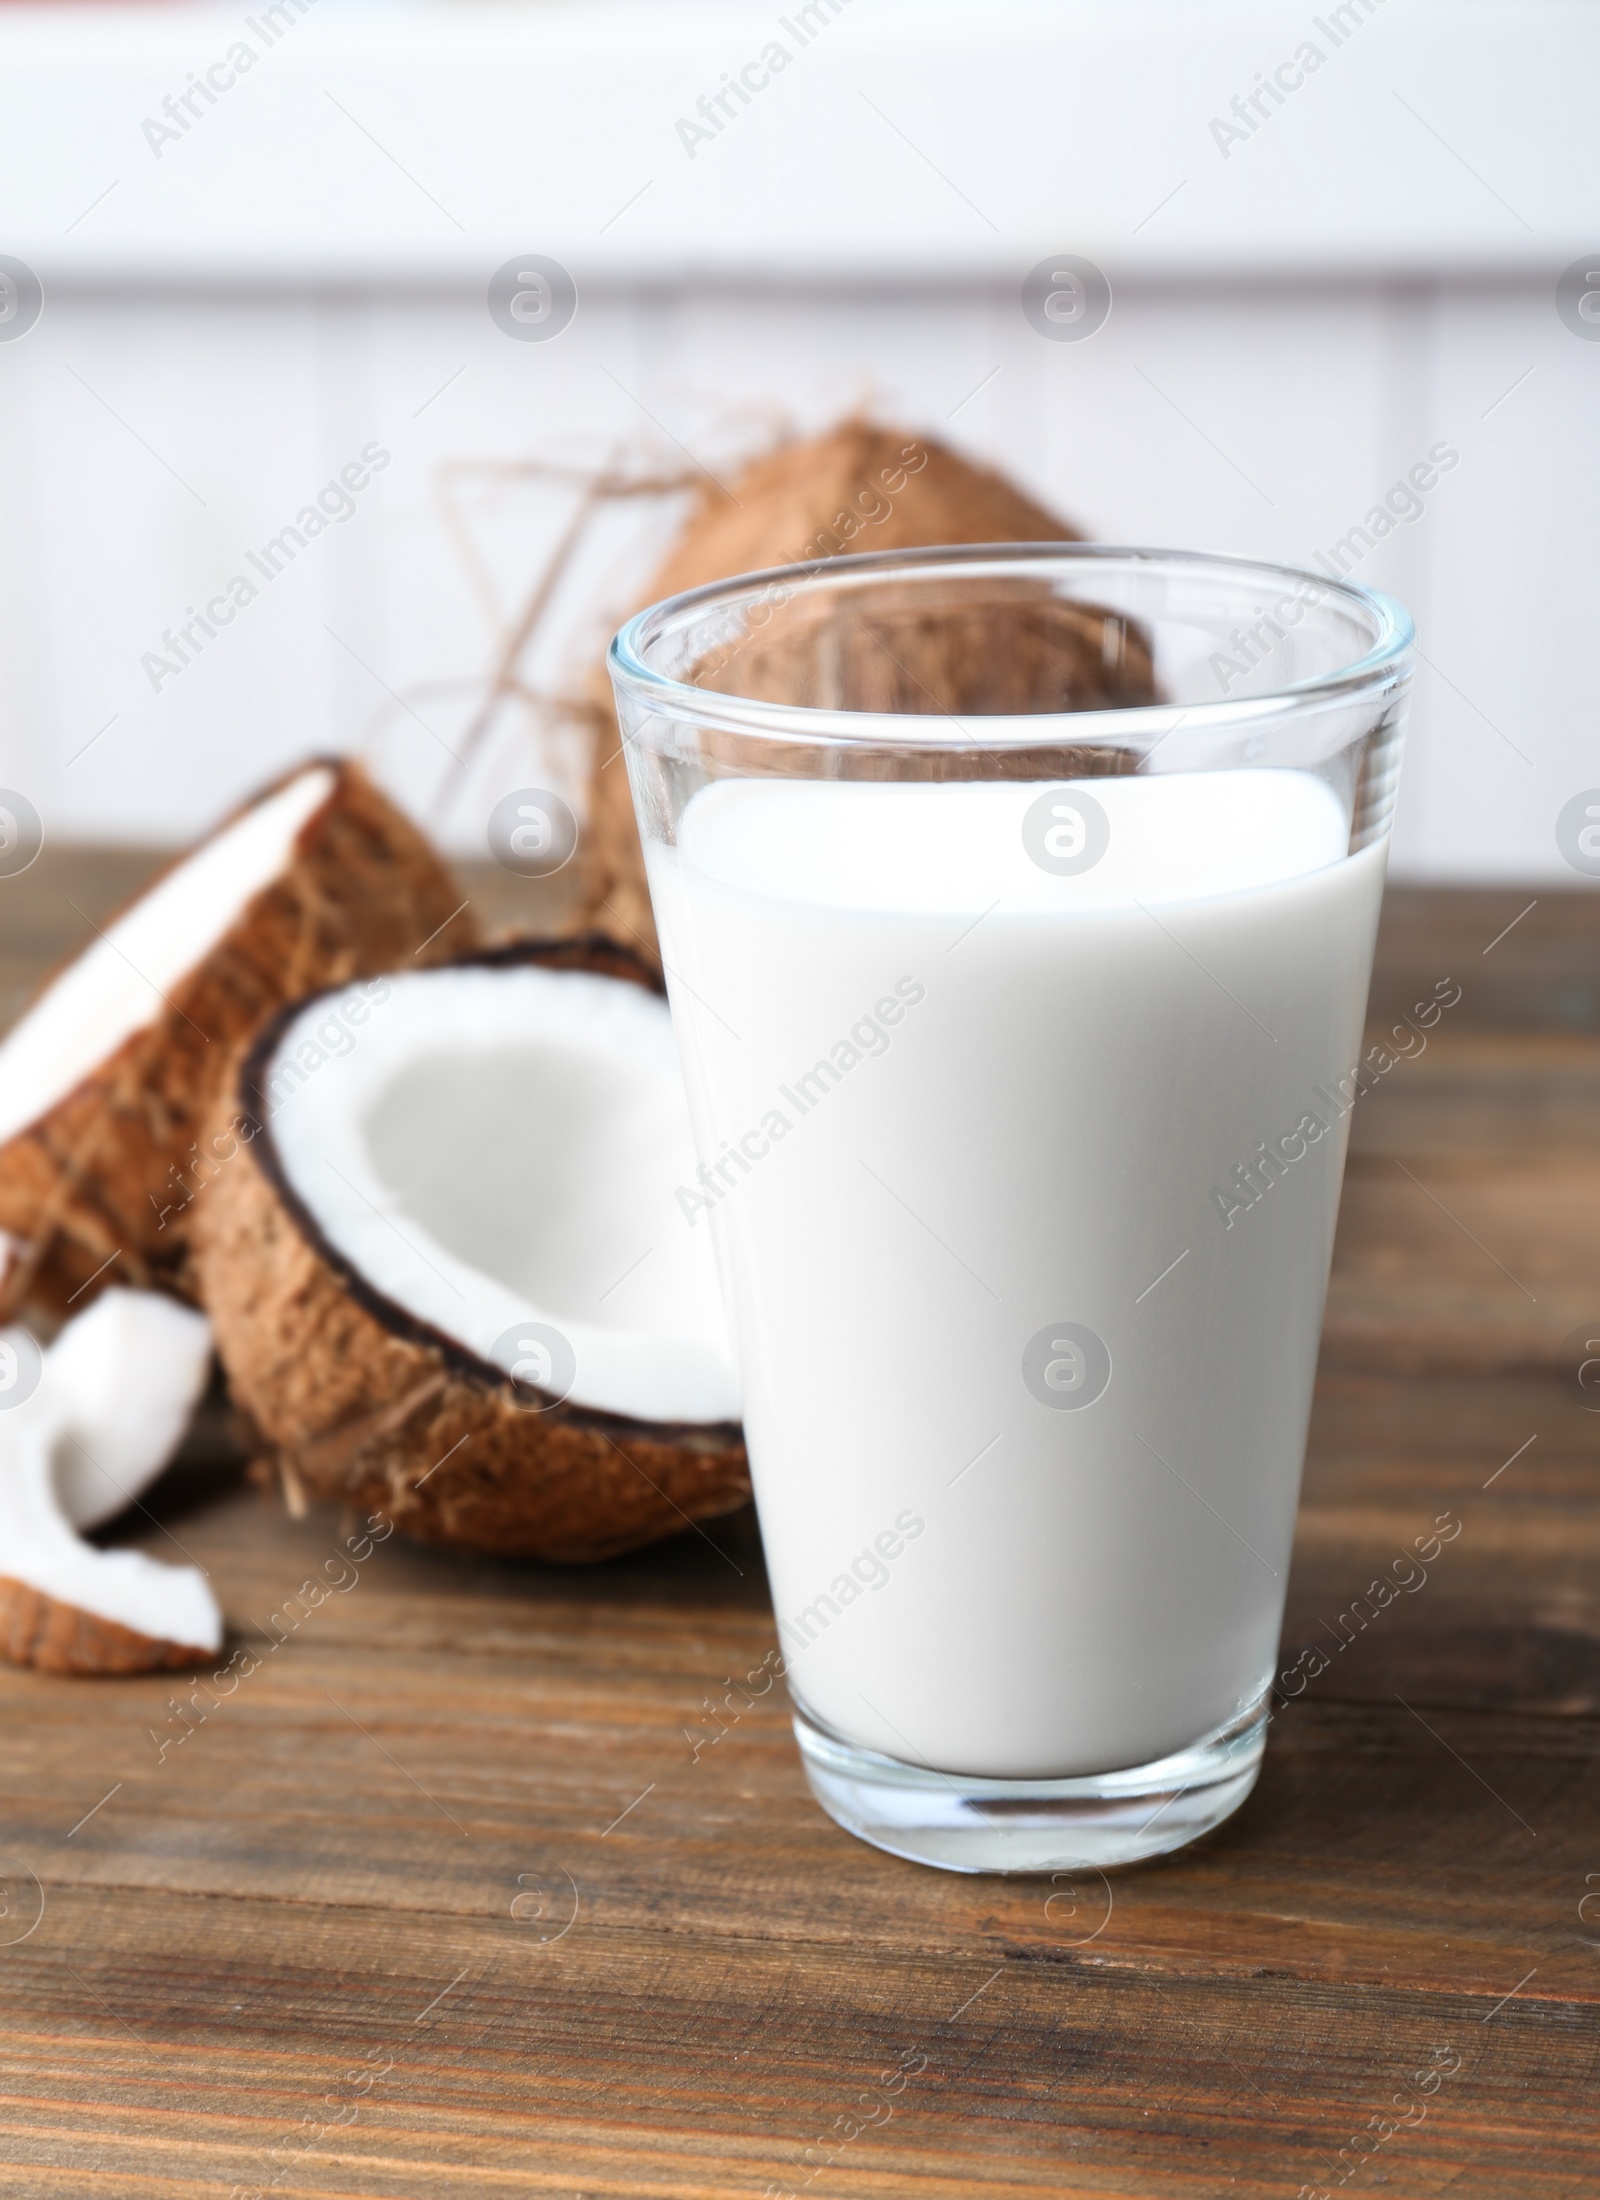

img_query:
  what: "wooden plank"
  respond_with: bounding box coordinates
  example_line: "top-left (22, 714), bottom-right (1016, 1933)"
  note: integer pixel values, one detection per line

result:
top-left (0, 1881), bottom-right (1593, 2199)
top-left (4, 1450), bottom-right (1593, 1955)
top-left (1366, 884), bottom-right (1600, 1035)
top-left (1325, 1158), bottom-right (1600, 1372)
top-left (2, 1450), bottom-right (1596, 2194)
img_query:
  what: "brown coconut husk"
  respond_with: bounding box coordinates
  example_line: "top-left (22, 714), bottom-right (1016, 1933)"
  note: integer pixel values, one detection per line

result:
top-left (0, 760), bottom-right (476, 1320)
top-left (190, 937), bottom-right (750, 1563)
top-left (0, 1578), bottom-right (208, 1676)
top-left (689, 577), bottom-right (1154, 719)
top-left (578, 419), bottom-right (1158, 968)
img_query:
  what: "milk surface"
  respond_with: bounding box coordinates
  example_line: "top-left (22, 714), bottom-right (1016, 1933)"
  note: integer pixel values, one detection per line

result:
top-left (647, 772), bottom-right (1385, 1779)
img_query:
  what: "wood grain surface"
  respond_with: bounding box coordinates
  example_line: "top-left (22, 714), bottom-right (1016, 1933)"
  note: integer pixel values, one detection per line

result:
top-left (1, 859), bottom-right (1596, 2199)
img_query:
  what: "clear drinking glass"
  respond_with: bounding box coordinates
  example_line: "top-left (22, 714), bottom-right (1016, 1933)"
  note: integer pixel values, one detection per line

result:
top-left (608, 545), bottom-right (1412, 1874)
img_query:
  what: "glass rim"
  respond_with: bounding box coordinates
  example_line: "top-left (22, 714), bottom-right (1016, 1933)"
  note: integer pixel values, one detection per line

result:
top-left (608, 541), bottom-right (1416, 751)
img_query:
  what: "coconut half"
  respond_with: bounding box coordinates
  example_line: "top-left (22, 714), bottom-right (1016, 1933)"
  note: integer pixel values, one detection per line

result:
top-left (192, 939), bottom-right (747, 1561)
top-left (0, 759), bottom-right (476, 1316)
top-left (0, 1288), bottom-right (219, 1674)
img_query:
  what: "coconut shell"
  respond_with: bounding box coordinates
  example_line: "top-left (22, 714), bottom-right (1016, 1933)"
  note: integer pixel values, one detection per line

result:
top-left (689, 576), bottom-right (1155, 719)
top-left (190, 937), bottom-right (751, 1564)
top-left (0, 1577), bottom-right (210, 1676)
top-left (580, 419), bottom-right (1156, 968)
top-left (0, 761), bottom-right (476, 1319)
top-left (646, 420), bottom-right (1084, 602)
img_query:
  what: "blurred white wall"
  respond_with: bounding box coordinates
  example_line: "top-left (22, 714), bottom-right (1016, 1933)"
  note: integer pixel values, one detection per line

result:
top-left (0, 0), bottom-right (1595, 880)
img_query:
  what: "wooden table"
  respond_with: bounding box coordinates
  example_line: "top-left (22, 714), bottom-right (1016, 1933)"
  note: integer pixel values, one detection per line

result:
top-left (2, 859), bottom-right (1597, 2198)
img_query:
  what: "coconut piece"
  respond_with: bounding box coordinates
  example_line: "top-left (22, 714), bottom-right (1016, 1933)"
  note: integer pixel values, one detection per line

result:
top-left (191, 938), bottom-right (748, 1562)
top-left (580, 419), bottom-right (1157, 967)
top-left (0, 1297), bottom-right (221, 1675)
top-left (47, 1288), bottom-right (213, 1529)
top-left (0, 1413), bottom-right (221, 1673)
top-left (0, 760), bottom-right (476, 1318)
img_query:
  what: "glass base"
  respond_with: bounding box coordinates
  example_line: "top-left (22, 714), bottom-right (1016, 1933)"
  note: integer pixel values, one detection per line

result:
top-left (792, 1690), bottom-right (1269, 1875)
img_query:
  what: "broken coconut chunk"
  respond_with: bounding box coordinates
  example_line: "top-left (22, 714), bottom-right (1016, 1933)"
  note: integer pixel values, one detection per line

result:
top-left (192, 938), bottom-right (748, 1562)
top-left (47, 1287), bottom-right (213, 1530)
top-left (0, 1290), bottom-right (219, 1674)
top-left (0, 759), bottom-right (475, 1317)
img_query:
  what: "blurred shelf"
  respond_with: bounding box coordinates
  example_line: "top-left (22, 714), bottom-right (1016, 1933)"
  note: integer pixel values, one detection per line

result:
top-left (2, 0), bottom-right (1595, 281)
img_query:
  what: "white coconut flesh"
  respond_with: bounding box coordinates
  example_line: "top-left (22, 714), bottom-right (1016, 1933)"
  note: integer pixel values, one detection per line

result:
top-left (0, 764), bottom-right (335, 1149)
top-left (265, 964), bottom-right (739, 1427)
top-left (47, 1288), bottom-right (215, 1530)
top-left (0, 1289), bottom-right (219, 1652)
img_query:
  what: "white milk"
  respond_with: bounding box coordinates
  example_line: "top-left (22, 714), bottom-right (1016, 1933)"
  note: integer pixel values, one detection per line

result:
top-left (646, 772), bottom-right (1386, 1779)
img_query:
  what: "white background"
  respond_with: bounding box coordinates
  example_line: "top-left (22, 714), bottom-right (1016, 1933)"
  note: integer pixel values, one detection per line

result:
top-left (0, 0), bottom-right (1595, 876)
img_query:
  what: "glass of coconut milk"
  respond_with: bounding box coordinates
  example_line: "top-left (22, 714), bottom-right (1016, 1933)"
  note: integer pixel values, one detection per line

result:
top-left (609, 546), bottom-right (1412, 1873)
